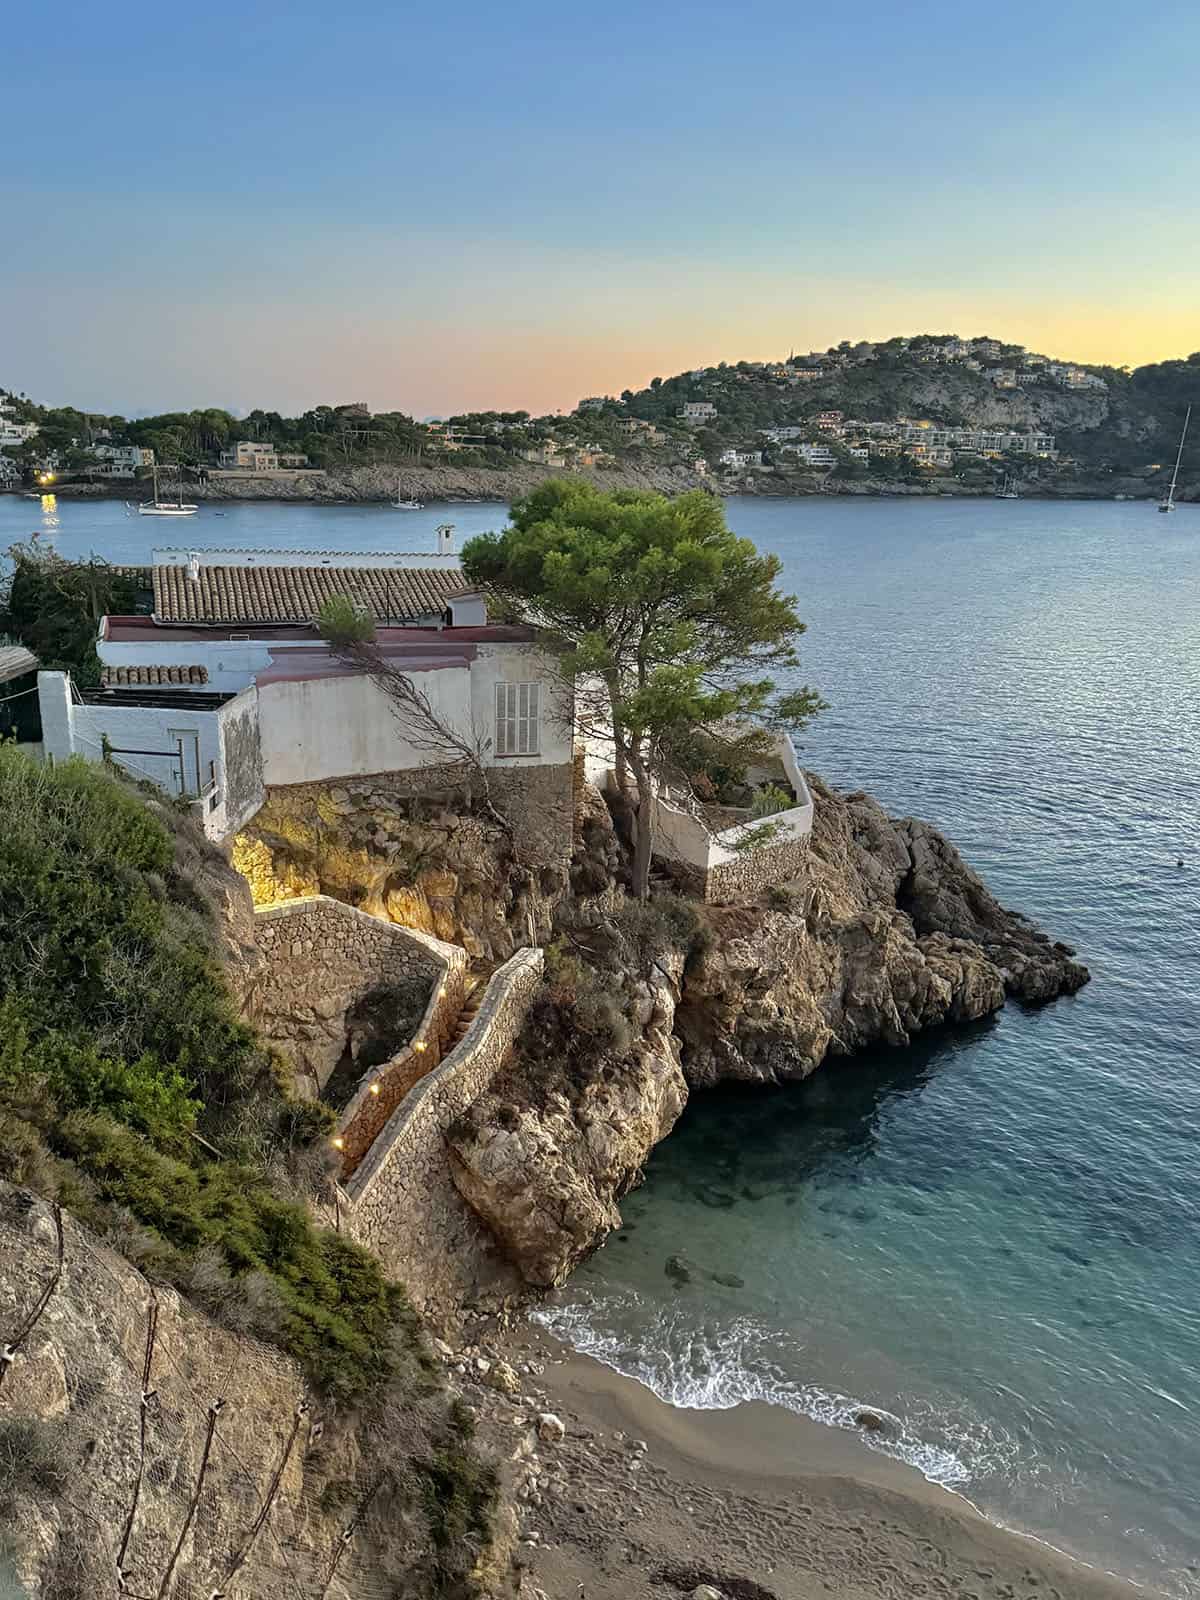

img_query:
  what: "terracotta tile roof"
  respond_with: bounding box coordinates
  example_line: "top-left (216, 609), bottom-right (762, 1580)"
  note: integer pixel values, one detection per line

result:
top-left (100, 664), bottom-right (210, 687)
top-left (153, 564), bottom-right (471, 625)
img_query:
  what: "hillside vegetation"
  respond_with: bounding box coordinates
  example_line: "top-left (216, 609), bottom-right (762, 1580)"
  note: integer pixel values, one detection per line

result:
top-left (5, 334), bottom-right (1198, 494)
top-left (0, 746), bottom-right (413, 1400)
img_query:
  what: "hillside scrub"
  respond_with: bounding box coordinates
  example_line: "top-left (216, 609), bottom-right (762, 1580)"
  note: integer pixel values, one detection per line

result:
top-left (0, 747), bottom-right (416, 1400)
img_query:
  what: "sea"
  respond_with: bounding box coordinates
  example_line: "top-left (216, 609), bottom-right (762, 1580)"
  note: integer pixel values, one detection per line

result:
top-left (5, 491), bottom-right (1199, 1594)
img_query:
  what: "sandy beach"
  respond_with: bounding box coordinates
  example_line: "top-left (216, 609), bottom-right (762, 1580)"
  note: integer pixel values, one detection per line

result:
top-left (455, 1325), bottom-right (1152, 1600)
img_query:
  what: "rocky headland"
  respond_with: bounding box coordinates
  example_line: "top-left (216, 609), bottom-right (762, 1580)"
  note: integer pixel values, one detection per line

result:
top-left (0, 765), bottom-right (1096, 1600)
top-left (235, 771), bottom-right (1086, 1293)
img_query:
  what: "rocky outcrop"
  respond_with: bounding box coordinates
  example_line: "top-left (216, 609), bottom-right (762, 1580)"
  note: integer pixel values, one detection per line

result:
top-left (92, 459), bottom-right (708, 505)
top-left (0, 1186), bottom-right (509, 1600)
top-left (235, 782), bottom-right (568, 963)
top-left (444, 958), bottom-right (687, 1287)
top-left (439, 777), bottom-right (1087, 1282)
top-left (676, 776), bottom-right (1087, 1086)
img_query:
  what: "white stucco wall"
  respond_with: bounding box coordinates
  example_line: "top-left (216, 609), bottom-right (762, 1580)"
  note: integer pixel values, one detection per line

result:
top-left (258, 645), bottom-right (572, 787)
top-left (36, 672), bottom-right (260, 842)
top-left (257, 667), bottom-right (473, 787)
top-left (470, 644), bottom-right (573, 769)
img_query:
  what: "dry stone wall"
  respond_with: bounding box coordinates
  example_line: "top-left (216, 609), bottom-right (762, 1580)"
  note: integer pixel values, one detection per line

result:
top-left (342, 947), bottom-right (544, 1313)
top-left (248, 896), bottom-right (462, 1096)
top-left (706, 835), bottom-right (812, 901)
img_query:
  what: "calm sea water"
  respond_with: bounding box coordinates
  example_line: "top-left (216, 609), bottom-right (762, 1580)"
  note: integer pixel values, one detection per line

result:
top-left (6, 492), bottom-right (1200, 1592)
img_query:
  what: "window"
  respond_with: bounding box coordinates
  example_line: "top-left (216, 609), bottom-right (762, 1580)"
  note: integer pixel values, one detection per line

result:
top-left (495, 681), bottom-right (540, 757)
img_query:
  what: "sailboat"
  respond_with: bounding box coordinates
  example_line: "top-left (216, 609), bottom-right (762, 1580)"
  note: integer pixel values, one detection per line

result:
top-left (393, 476), bottom-right (424, 510)
top-left (1157, 405), bottom-right (1191, 513)
top-left (996, 473), bottom-right (1019, 499)
top-left (137, 463), bottom-right (198, 517)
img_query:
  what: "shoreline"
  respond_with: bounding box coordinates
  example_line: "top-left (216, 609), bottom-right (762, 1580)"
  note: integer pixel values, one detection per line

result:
top-left (1, 477), bottom-right (1172, 508)
top-left (464, 1323), bottom-right (1155, 1600)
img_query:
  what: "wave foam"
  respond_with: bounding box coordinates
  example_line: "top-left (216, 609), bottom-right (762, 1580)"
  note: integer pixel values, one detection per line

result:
top-left (533, 1289), bottom-right (1019, 1493)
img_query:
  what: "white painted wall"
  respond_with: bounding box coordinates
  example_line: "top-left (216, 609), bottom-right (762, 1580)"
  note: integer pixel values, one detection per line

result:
top-left (257, 645), bottom-right (571, 788)
top-left (258, 667), bottom-right (473, 786)
top-left (470, 645), bottom-right (573, 768)
top-left (36, 671), bottom-right (260, 842)
top-left (593, 729), bottom-right (815, 874)
top-left (256, 645), bottom-right (571, 786)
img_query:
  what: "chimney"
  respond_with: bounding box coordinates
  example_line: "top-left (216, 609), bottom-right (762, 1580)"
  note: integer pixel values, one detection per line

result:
top-left (187, 551), bottom-right (201, 582)
top-left (436, 523), bottom-right (455, 556)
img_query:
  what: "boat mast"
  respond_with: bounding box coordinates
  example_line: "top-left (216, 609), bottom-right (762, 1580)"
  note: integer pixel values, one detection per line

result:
top-left (1167, 405), bottom-right (1191, 507)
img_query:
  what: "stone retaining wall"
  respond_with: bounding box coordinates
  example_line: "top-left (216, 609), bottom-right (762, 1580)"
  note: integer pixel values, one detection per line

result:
top-left (250, 896), bottom-right (463, 1096)
top-left (706, 835), bottom-right (812, 901)
top-left (341, 947), bottom-right (544, 1311)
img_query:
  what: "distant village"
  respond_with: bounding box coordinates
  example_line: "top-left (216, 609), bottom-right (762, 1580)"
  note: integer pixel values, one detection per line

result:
top-left (0, 332), bottom-right (1142, 494)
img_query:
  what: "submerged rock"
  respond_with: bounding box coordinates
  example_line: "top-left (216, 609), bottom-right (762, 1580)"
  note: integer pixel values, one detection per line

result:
top-left (853, 1407), bottom-right (888, 1433)
top-left (665, 1253), bottom-right (693, 1285)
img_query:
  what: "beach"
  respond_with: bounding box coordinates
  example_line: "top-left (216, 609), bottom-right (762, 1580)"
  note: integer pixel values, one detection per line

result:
top-left (456, 1326), bottom-right (1147, 1600)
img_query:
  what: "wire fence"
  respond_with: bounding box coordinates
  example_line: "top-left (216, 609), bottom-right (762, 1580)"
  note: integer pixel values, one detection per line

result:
top-left (0, 1196), bottom-right (429, 1600)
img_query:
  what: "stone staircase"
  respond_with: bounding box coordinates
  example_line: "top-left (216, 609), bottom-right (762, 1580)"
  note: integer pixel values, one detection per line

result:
top-left (447, 963), bottom-right (496, 1048)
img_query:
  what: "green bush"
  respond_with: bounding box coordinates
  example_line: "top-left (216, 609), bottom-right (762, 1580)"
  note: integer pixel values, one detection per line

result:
top-left (0, 1418), bottom-right (71, 1511)
top-left (416, 1401), bottom-right (498, 1586)
top-left (0, 748), bottom-right (411, 1399)
top-left (317, 593), bottom-right (376, 647)
top-left (751, 782), bottom-right (793, 818)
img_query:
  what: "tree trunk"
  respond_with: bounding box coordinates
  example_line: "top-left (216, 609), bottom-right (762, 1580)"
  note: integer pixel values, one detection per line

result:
top-left (630, 762), bottom-right (655, 900)
top-left (605, 675), bottom-right (629, 789)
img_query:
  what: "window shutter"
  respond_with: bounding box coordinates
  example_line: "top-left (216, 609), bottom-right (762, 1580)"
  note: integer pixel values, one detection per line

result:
top-left (496, 681), bottom-right (514, 756)
top-left (495, 682), bottom-right (539, 756)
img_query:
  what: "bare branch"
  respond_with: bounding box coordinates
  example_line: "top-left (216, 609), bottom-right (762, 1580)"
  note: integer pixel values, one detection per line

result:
top-left (331, 639), bottom-right (516, 841)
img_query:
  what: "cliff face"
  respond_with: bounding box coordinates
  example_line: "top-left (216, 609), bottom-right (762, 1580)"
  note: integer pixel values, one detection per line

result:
top-left (0, 1187), bottom-right (510, 1600)
top-left (676, 776), bottom-right (1086, 1087)
top-left (445, 957), bottom-right (688, 1288)
top-left (215, 771), bottom-right (1084, 1293)
top-left (429, 776), bottom-right (1087, 1286)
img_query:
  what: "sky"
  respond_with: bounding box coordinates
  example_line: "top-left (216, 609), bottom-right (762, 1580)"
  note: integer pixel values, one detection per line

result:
top-left (3, 0), bottom-right (1199, 419)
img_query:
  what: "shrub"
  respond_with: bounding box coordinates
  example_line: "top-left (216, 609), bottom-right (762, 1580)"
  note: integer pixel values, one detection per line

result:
top-left (317, 593), bottom-right (376, 647)
top-left (416, 1402), bottom-right (499, 1585)
top-left (612, 894), bottom-right (701, 966)
top-left (751, 782), bottom-right (793, 818)
top-left (0, 1419), bottom-right (71, 1510)
top-left (0, 748), bottom-right (411, 1400)
top-left (764, 883), bottom-right (799, 912)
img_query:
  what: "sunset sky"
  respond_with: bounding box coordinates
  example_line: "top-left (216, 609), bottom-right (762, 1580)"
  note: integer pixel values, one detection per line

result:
top-left (5, 0), bottom-right (1199, 419)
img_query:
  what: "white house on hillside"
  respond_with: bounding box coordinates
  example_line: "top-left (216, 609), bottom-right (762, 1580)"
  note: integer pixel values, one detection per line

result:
top-left (38, 539), bottom-right (576, 861)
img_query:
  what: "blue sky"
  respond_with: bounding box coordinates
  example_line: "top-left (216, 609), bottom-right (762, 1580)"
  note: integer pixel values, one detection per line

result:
top-left (3, 0), bottom-right (1198, 416)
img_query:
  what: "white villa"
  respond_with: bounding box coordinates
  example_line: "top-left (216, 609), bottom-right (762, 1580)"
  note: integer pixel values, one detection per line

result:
top-left (37, 533), bottom-right (815, 899)
top-left (38, 537), bottom-right (575, 861)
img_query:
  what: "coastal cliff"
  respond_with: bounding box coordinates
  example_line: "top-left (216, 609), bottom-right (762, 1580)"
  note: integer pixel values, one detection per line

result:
top-left (368, 776), bottom-right (1086, 1287)
top-left (221, 768), bottom-right (1086, 1293)
top-left (0, 1185), bottom-right (514, 1600)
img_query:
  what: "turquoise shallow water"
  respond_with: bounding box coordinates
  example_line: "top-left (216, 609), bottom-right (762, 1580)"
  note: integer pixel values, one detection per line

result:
top-left (535, 497), bottom-right (1200, 1596)
top-left (5, 492), bottom-right (1199, 1592)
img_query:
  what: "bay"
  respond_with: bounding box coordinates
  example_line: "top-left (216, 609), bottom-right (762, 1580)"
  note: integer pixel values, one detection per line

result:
top-left (5, 490), bottom-right (1199, 1594)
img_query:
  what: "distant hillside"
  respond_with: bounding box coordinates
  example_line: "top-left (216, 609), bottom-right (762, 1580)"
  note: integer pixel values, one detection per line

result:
top-left (4, 333), bottom-right (1198, 499)
top-left (606, 336), bottom-right (1199, 476)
